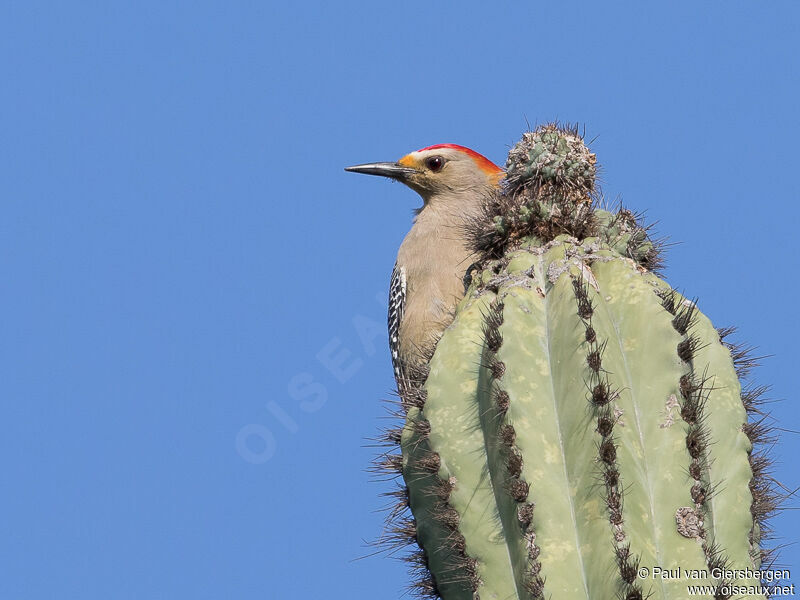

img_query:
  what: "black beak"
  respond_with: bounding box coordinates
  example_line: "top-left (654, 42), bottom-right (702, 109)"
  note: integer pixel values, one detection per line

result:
top-left (344, 162), bottom-right (417, 181)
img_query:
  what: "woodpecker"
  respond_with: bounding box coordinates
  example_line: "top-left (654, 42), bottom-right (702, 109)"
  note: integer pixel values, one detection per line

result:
top-left (346, 144), bottom-right (503, 386)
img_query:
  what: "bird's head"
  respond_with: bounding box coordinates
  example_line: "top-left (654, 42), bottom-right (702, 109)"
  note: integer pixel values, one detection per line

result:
top-left (346, 144), bottom-right (503, 206)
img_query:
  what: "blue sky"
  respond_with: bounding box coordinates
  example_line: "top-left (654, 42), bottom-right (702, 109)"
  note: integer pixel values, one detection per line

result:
top-left (1, 2), bottom-right (798, 598)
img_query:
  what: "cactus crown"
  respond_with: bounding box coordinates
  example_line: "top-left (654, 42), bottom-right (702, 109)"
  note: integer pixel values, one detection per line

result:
top-left (504, 123), bottom-right (596, 195)
top-left (468, 123), bottom-right (663, 272)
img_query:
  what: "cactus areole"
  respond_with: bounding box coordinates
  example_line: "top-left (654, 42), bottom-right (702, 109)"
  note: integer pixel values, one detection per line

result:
top-left (375, 124), bottom-right (777, 600)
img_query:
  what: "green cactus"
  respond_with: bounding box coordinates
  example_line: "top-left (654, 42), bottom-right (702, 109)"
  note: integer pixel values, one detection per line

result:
top-left (378, 124), bottom-right (776, 600)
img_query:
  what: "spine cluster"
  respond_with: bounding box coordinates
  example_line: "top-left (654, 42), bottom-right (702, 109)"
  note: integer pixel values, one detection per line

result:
top-left (571, 276), bottom-right (644, 600)
top-left (717, 329), bottom-right (780, 572)
top-left (373, 356), bottom-right (481, 599)
top-left (657, 289), bottom-right (735, 597)
top-left (481, 298), bottom-right (545, 599)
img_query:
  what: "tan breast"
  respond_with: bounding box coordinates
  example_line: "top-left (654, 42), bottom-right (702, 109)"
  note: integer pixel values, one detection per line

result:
top-left (395, 202), bottom-right (478, 364)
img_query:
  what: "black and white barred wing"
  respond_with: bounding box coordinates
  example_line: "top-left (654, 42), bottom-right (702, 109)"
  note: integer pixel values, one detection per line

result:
top-left (387, 263), bottom-right (406, 384)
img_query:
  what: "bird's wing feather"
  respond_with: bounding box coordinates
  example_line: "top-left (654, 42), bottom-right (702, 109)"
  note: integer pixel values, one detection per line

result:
top-left (388, 263), bottom-right (406, 384)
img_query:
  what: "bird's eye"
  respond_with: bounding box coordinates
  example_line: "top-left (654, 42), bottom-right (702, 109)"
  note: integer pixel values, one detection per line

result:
top-left (425, 156), bottom-right (445, 172)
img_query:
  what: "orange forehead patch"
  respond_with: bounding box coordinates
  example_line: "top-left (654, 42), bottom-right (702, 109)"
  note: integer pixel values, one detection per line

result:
top-left (398, 154), bottom-right (417, 168)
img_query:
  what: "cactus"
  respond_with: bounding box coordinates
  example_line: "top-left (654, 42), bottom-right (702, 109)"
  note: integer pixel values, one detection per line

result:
top-left (375, 124), bottom-right (778, 600)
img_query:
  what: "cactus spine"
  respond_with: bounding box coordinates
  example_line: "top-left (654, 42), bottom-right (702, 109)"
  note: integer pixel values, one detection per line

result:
top-left (378, 125), bottom-right (776, 600)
